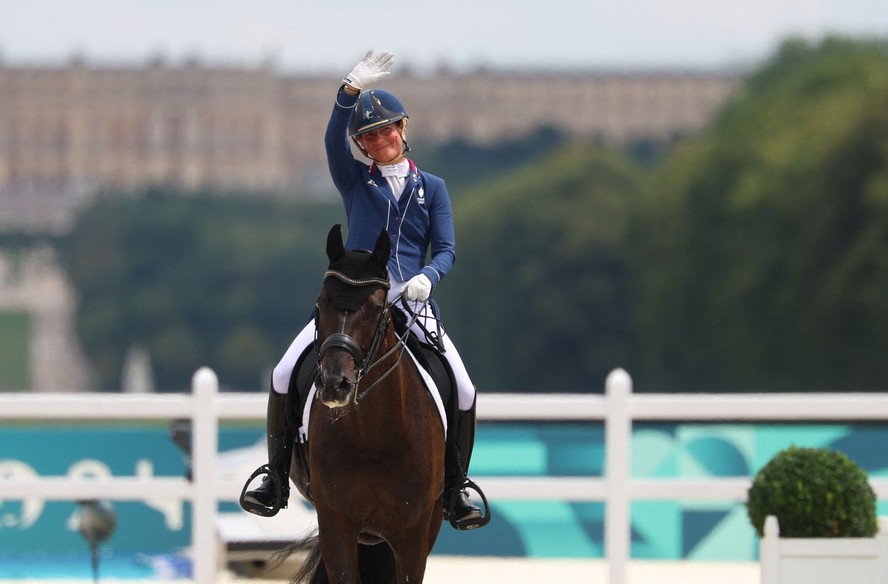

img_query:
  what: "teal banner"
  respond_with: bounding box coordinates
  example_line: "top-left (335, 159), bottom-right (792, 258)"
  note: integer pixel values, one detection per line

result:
top-left (2, 421), bottom-right (888, 563)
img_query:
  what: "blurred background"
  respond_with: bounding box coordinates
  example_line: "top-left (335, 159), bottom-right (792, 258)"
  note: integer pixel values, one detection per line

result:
top-left (0, 0), bottom-right (886, 395)
top-left (2, 1), bottom-right (888, 579)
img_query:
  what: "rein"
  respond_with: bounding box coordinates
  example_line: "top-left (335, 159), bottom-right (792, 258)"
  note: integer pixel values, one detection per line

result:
top-left (317, 271), bottom-right (414, 404)
top-left (350, 296), bottom-right (432, 403)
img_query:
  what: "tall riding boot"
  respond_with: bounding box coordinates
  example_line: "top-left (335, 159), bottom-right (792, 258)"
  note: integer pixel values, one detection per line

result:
top-left (240, 388), bottom-right (292, 517)
top-left (447, 397), bottom-right (484, 527)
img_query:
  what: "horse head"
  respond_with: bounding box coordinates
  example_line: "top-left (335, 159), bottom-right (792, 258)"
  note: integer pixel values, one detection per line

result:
top-left (315, 224), bottom-right (392, 407)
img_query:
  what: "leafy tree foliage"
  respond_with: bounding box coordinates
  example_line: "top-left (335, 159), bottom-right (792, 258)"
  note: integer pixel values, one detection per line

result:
top-left (437, 144), bottom-right (643, 392)
top-left (52, 37), bottom-right (888, 395)
top-left (59, 188), bottom-right (340, 391)
top-left (415, 126), bottom-right (567, 197)
top-left (630, 37), bottom-right (888, 391)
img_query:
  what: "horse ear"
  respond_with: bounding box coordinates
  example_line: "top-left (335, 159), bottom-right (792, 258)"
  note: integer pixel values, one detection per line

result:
top-left (327, 224), bottom-right (345, 264)
top-left (372, 229), bottom-right (391, 271)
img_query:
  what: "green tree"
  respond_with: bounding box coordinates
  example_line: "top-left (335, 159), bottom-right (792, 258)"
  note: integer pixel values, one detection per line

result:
top-left (59, 188), bottom-right (340, 391)
top-left (631, 37), bottom-right (888, 392)
top-left (438, 143), bottom-right (643, 392)
top-left (416, 126), bottom-right (568, 198)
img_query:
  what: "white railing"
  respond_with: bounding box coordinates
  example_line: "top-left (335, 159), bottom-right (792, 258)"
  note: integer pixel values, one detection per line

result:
top-left (760, 515), bottom-right (888, 584)
top-left (4, 367), bottom-right (888, 583)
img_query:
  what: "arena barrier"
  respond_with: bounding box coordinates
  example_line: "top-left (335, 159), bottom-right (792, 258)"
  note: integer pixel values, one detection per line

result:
top-left (4, 367), bottom-right (888, 583)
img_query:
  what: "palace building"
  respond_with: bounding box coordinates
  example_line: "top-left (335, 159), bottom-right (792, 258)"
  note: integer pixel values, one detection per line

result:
top-left (0, 57), bottom-right (739, 232)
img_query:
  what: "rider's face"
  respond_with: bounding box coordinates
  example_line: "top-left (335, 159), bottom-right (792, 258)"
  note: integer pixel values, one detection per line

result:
top-left (357, 123), bottom-right (404, 164)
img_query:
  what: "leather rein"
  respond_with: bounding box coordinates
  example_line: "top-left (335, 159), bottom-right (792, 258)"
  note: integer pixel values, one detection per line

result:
top-left (316, 270), bottom-right (411, 404)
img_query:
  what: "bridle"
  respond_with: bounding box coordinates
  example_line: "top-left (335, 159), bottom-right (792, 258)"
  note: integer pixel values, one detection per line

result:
top-left (316, 270), bottom-right (410, 404)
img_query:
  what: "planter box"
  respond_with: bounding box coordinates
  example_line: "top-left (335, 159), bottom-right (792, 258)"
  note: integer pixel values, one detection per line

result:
top-left (761, 515), bottom-right (888, 584)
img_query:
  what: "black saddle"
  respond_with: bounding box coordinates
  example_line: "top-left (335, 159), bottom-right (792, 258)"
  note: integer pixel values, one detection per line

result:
top-left (287, 335), bottom-right (458, 443)
top-left (288, 342), bottom-right (319, 439)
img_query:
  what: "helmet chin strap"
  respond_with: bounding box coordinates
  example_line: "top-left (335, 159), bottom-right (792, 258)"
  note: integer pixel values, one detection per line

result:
top-left (400, 121), bottom-right (410, 154)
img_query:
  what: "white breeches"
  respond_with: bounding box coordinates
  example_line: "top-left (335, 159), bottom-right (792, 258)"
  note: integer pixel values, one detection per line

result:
top-left (271, 281), bottom-right (476, 412)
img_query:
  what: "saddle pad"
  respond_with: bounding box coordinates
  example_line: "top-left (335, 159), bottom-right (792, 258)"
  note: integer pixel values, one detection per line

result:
top-left (298, 350), bottom-right (447, 442)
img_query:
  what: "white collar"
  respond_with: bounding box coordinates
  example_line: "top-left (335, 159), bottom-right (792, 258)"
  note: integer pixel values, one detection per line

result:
top-left (378, 159), bottom-right (410, 179)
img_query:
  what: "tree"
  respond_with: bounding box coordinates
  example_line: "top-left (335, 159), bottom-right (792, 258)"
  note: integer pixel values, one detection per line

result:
top-left (437, 143), bottom-right (643, 392)
top-left (59, 188), bottom-right (340, 391)
top-left (630, 37), bottom-right (888, 392)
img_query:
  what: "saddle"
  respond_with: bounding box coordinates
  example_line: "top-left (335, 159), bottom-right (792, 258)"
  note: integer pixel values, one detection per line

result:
top-left (287, 336), bottom-right (458, 444)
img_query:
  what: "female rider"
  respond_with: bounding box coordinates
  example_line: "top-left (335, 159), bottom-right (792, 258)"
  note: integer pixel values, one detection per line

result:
top-left (242, 49), bottom-right (484, 528)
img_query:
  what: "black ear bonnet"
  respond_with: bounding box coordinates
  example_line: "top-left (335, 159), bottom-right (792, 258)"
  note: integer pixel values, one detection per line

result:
top-left (324, 251), bottom-right (389, 311)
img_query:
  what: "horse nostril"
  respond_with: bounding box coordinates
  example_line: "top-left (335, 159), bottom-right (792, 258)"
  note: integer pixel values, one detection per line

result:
top-left (319, 369), bottom-right (353, 394)
top-left (336, 376), bottom-right (352, 393)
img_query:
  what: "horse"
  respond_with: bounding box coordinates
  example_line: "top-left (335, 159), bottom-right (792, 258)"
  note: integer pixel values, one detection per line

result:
top-left (287, 224), bottom-right (446, 584)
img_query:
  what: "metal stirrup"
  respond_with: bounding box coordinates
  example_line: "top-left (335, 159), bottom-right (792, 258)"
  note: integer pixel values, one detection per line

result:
top-left (239, 465), bottom-right (285, 517)
top-left (447, 477), bottom-right (491, 531)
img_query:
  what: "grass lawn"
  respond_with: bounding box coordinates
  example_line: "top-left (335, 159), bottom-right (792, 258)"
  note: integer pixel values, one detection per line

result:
top-left (0, 310), bottom-right (30, 390)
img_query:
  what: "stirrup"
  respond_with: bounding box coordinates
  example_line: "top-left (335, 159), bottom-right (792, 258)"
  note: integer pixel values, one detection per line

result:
top-left (239, 464), bottom-right (285, 517)
top-left (447, 477), bottom-right (491, 531)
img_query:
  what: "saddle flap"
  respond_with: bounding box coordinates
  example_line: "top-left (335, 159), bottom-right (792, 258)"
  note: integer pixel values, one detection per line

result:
top-left (288, 342), bottom-right (318, 440)
top-left (418, 342), bottom-right (458, 444)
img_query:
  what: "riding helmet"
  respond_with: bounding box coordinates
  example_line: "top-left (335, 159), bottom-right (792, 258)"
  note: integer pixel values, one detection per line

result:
top-left (349, 90), bottom-right (408, 137)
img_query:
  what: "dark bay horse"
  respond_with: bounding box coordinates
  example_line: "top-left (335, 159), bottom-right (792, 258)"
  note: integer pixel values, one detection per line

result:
top-left (289, 224), bottom-right (445, 583)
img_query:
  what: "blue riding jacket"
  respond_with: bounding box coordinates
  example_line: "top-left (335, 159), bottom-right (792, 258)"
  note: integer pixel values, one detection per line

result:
top-left (325, 87), bottom-right (456, 288)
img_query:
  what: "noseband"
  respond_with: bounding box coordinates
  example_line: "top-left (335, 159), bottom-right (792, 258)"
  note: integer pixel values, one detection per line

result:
top-left (317, 270), bottom-right (406, 404)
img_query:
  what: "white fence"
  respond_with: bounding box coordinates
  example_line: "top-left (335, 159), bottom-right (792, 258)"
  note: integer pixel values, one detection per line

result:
top-left (760, 516), bottom-right (888, 584)
top-left (4, 367), bottom-right (888, 583)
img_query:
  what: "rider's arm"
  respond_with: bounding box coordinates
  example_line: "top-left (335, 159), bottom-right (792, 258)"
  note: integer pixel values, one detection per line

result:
top-left (325, 86), bottom-right (361, 197)
top-left (421, 174), bottom-right (456, 288)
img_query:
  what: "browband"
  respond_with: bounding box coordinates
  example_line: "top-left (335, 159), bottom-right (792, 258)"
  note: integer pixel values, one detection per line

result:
top-left (324, 270), bottom-right (390, 289)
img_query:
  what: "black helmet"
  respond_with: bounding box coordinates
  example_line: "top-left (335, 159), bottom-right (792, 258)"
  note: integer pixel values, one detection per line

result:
top-left (349, 90), bottom-right (408, 137)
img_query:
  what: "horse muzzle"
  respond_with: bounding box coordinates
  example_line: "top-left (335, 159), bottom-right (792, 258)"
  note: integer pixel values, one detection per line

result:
top-left (316, 367), bottom-right (356, 408)
top-left (317, 333), bottom-right (364, 407)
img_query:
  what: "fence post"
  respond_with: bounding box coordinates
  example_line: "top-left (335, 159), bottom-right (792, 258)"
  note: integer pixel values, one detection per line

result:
top-left (760, 515), bottom-right (779, 584)
top-left (191, 367), bottom-right (219, 584)
top-left (878, 517), bottom-right (888, 584)
top-left (605, 368), bottom-right (632, 584)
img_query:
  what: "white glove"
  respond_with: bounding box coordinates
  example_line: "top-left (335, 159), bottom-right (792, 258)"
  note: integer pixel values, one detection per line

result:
top-left (343, 49), bottom-right (394, 91)
top-left (404, 274), bottom-right (432, 302)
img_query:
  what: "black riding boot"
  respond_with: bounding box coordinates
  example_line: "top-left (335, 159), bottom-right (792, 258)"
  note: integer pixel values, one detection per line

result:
top-left (446, 398), bottom-right (487, 529)
top-left (240, 389), bottom-right (292, 517)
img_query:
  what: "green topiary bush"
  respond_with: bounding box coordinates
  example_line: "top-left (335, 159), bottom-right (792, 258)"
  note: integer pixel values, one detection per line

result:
top-left (746, 445), bottom-right (877, 538)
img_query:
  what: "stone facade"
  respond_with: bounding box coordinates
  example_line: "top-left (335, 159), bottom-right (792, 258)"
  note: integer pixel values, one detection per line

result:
top-left (0, 58), bottom-right (740, 232)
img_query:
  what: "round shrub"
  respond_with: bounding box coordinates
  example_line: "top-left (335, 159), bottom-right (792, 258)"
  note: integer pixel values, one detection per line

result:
top-left (746, 445), bottom-right (877, 538)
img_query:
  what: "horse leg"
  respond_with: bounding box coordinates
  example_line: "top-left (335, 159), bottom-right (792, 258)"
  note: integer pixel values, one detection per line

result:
top-left (427, 501), bottom-right (444, 551)
top-left (393, 543), bottom-right (431, 583)
top-left (317, 516), bottom-right (361, 584)
top-left (388, 522), bottom-right (436, 583)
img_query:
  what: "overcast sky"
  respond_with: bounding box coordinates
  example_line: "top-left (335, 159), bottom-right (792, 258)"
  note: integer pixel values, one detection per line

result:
top-left (1, 0), bottom-right (886, 73)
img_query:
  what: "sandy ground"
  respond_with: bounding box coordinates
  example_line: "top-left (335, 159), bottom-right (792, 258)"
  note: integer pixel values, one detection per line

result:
top-left (0, 558), bottom-right (761, 583)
